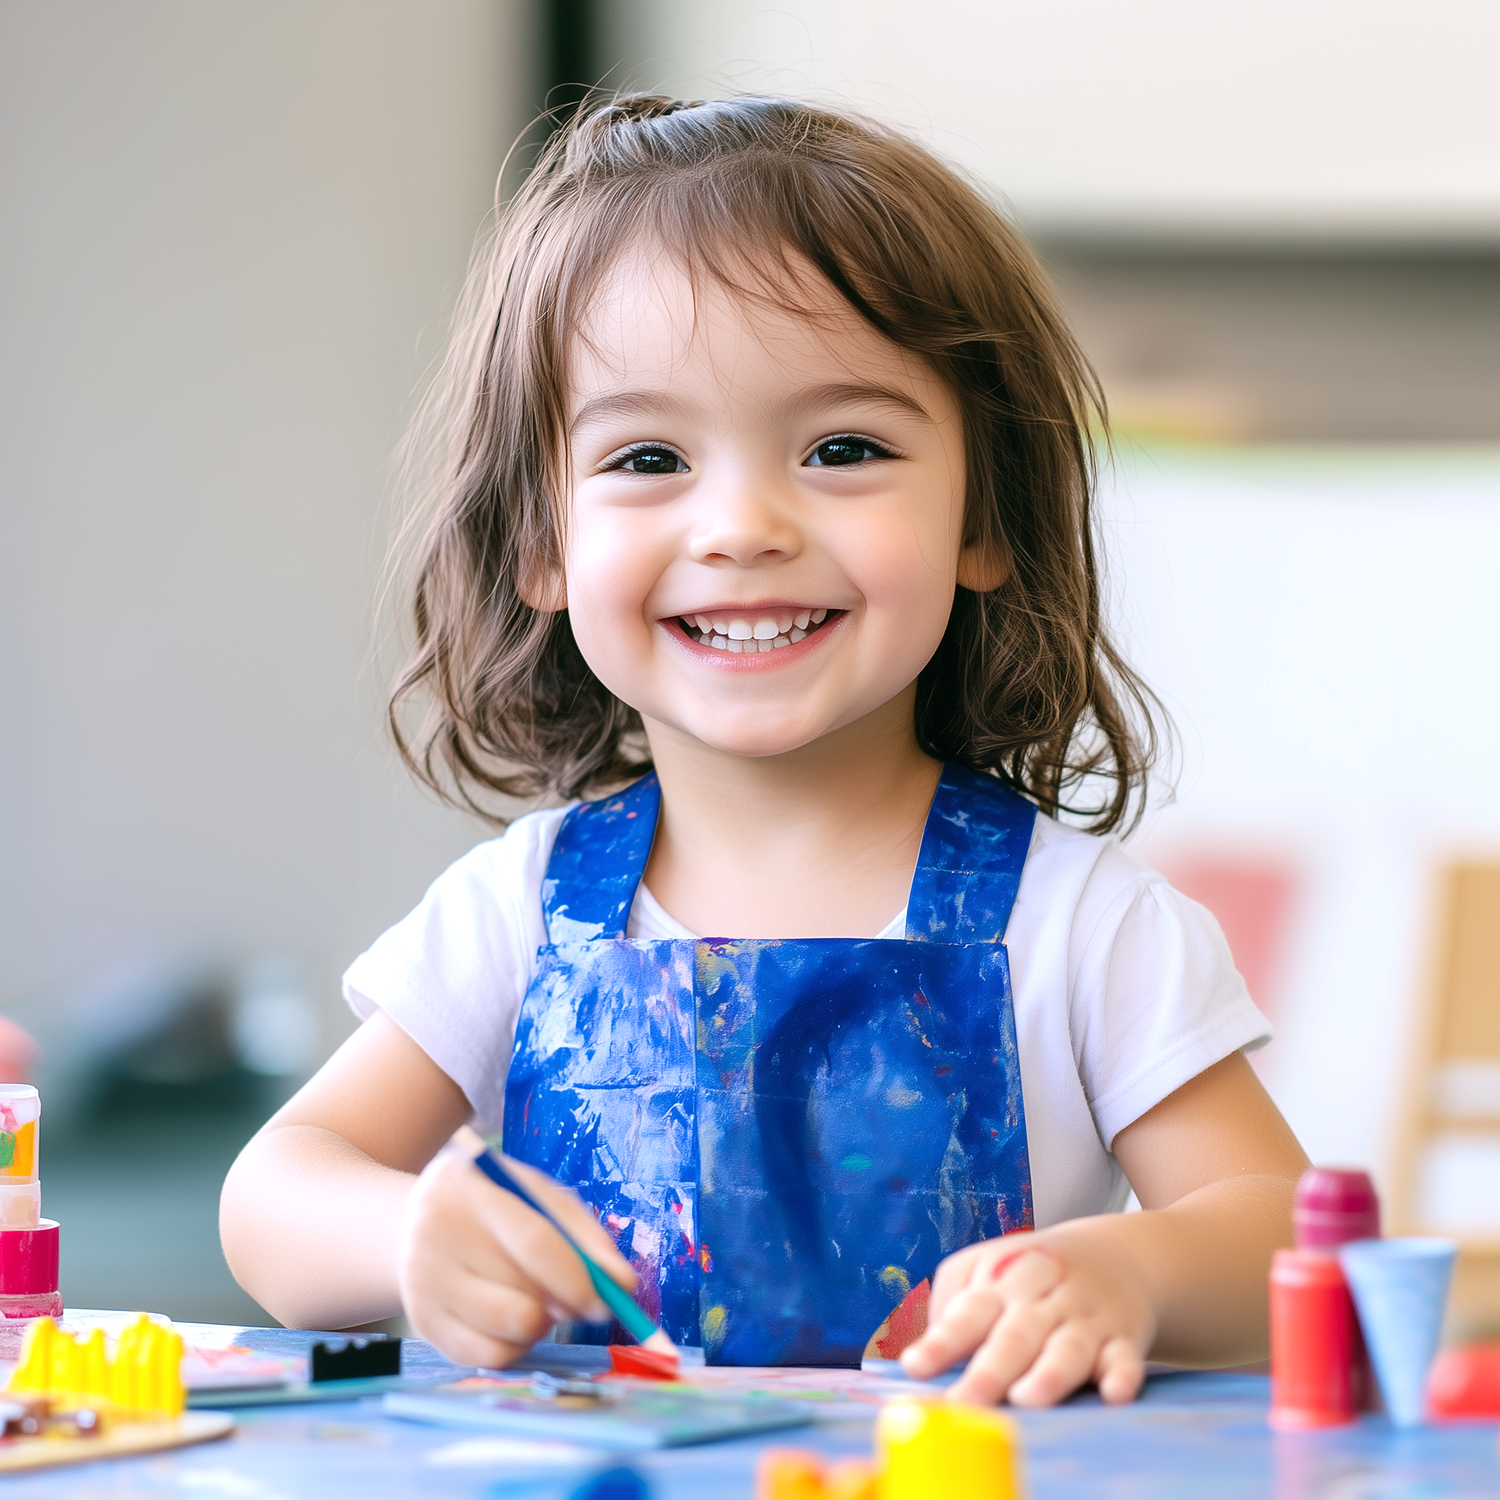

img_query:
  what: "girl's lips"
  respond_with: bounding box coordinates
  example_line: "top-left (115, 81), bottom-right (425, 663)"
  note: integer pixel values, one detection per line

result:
top-left (660, 609), bottom-right (845, 667)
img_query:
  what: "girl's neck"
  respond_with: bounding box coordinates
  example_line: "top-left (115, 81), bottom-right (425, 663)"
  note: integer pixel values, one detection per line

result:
top-left (640, 690), bottom-right (942, 939)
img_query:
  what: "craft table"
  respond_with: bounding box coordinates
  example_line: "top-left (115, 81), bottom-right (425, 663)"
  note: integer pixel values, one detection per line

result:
top-left (5, 1322), bottom-right (1498, 1498)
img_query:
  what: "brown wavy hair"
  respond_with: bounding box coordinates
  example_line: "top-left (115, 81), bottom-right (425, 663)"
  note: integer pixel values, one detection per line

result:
top-left (390, 94), bottom-right (1164, 833)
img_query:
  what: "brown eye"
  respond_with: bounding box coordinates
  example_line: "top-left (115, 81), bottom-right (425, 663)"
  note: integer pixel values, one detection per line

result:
top-left (806, 437), bottom-right (888, 467)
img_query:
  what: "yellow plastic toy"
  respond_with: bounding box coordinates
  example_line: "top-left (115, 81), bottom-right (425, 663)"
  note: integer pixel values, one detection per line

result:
top-left (8, 1314), bottom-right (185, 1416)
top-left (878, 1399), bottom-right (1022, 1500)
top-left (756, 1398), bottom-right (1022, 1500)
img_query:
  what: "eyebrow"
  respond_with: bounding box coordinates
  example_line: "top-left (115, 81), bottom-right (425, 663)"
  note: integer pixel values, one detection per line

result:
top-left (785, 382), bottom-right (933, 424)
top-left (568, 380), bottom-right (934, 437)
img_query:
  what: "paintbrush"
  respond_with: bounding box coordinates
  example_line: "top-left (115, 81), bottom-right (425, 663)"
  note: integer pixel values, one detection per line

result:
top-left (452, 1125), bottom-right (677, 1359)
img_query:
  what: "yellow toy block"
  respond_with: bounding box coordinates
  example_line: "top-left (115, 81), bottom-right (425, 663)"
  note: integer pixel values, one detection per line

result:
top-left (877, 1399), bottom-right (1023, 1500)
top-left (9, 1315), bottom-right (56, 1392)
top-left (6, 1315), bottom-right (184, 1417)
top-left (81, 1328), bottom-right (109, 1404)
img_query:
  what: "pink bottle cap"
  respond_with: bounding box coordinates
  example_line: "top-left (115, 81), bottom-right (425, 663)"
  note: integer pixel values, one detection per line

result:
top-left (0, 1220), bottom-right (59, 1295)
top-left (1294, 1167), bottom-right (1380, 1249)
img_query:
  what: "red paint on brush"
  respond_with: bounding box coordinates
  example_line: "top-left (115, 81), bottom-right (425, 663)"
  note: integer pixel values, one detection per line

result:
top-left (608, 1344), bottom-right (679, 1380)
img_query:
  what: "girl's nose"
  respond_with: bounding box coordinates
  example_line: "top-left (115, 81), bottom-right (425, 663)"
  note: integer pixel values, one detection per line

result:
top-left (687, 470), bottom-right (803, 567)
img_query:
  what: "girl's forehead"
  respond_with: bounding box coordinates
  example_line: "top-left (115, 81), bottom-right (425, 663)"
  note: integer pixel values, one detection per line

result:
top-left (568, 244), bottom-right (921, 399)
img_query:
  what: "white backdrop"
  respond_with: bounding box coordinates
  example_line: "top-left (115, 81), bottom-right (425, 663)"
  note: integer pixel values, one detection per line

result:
top-left (1105, 446), bottom-right (1500, 1203)
top-left (0, 1), bottom-right (528, 1042)
top-left (602, 0), bottom-right (1500, 241)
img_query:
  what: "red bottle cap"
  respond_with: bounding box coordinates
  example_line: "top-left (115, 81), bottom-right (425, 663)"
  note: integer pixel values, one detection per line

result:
top-left (0, 1220), bottom-right (59, 1295)
top-left (1294, 1166), bottom-right (1380, 1249)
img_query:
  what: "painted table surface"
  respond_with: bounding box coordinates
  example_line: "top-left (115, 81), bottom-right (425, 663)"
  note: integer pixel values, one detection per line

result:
top-left (5, 1323), bottom-right (1499, 1499)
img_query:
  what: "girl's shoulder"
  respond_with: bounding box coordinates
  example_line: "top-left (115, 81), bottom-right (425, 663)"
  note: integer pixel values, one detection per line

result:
top-left (1020, 810), bottom-right (1177, 921)
top-left (343, 804), bottom-right (578, 1007)
top-left (420, 803), bottom-right (578, 913)
top-left (340, 803), bottom-right (583, 1133)
top-left (1014, 809), bottom-right (1240, 982)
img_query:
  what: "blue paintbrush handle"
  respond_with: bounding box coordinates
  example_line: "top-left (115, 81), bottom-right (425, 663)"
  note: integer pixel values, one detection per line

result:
top-left (467, 1143), bottom-right (659, 1346)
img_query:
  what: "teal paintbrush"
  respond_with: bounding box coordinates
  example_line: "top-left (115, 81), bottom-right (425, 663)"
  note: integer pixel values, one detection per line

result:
top-left (453, 1125), bottom-right (676, 1357)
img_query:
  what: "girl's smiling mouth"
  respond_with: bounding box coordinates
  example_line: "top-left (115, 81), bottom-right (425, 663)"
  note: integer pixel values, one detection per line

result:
top-left (668, 606), bottom-right (842, 654)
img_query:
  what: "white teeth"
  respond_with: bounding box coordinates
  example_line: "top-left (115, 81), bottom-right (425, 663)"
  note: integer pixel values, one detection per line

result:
top-left (683, 608), bottom-right (832, 650)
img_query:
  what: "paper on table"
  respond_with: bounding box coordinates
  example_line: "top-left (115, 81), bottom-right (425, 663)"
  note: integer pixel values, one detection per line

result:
top-left (424, 1435), bottom-right (594, 1468)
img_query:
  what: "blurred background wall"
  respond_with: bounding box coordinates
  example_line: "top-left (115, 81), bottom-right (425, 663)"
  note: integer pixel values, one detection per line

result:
top-left (0, 0), bottom-right (534, 1322)
top-left (2, 0), bottom-right (1497, 1330)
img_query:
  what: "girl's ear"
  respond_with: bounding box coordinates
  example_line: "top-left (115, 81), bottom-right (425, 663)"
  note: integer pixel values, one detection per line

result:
top-left (957, 535), bottom-right (1010, 593)
top-left (517, 560), bottom-right (567, 613)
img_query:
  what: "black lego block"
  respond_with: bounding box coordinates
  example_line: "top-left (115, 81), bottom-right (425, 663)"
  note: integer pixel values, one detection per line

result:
top-left (309, 1335), bottom-right (403, 1382)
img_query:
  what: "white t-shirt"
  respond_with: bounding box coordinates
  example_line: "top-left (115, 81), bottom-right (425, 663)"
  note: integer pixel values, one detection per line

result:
top-left (343, 806), bottom-right (1270, 1230)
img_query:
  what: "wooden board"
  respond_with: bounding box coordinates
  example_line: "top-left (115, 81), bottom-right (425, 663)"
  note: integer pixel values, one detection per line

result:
top-left (0, 1411), bottom-right (233, 1472)
top-left (1437, 865), bottom-right (1500, 1059)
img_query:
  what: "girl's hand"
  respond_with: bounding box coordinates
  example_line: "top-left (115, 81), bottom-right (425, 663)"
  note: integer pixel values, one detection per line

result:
top-left (397, 1146), bottom-right (637, 1370)
top-left (900, 1228), bottom-right (1156, 1406)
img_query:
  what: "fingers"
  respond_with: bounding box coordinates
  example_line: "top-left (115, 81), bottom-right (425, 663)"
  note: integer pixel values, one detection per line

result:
top-left (902, 1246), bottom-right (1062, 1380)
top-left (937, 1264), bottom-right (1067, 1405)
top-left (901, 1230), bottom-right (1153, 1410)
top-left (1000, 1321), bottom-right (1099, 1408)
top-left (452, 1158), bottom-right (609, 1322)
top-left (499, 1153), bottom-right (638, 1291)
top-left (1095, 1335), bottom-right (1146, 1404)
top-left (398, 1149), bottom-right (638, 1370)
top-left (409, 1274), bottom-right (556, 1370)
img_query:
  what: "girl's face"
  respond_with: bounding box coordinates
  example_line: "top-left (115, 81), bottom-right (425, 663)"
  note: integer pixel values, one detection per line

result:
top-left (555, 249), bottom-right (988, 762)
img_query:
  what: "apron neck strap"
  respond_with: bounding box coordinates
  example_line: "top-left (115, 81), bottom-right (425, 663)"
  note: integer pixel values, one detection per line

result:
top-left (542, 772), bottom-right (661, 941)
top-left (905, 764), bottom-right (1037, 944)
top-left (541, 763), bottom-right (1036, 945)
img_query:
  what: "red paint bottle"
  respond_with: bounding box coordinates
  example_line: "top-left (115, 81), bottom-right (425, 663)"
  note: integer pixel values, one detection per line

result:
top-left (1270, 1249), bottom-right (1356, 1428)
top-left (1293, 1166), bottom-right (1380, 1410)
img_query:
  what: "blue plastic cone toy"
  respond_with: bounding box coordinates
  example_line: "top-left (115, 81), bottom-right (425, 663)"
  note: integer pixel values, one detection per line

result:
top-left (1339, 1237), bottom-right (1457, 1427)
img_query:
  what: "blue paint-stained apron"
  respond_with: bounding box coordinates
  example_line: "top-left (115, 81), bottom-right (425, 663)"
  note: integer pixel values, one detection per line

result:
top-left (501, 762), bottom-right (1036, 1367)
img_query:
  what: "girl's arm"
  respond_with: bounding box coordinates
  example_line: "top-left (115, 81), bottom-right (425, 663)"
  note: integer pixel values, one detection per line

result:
top-left (901, 1051), bottom-right (1309, 1405)
top-left (220, 1010), bottom-right (633, 1360)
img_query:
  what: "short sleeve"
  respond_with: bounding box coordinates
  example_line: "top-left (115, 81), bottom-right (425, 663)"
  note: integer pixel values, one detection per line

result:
top-left (1072, 872), bottom-right (1272, 1149)
top-left (340, 806), bottom-right (570, 1134)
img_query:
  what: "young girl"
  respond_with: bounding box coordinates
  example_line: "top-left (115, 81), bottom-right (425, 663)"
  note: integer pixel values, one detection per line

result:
top-left (221, 94), bottom-right (1307, 1406)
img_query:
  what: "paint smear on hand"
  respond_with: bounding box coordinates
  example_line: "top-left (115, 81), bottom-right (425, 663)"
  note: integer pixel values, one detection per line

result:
top-left (608, 1344), bottom-right (680, 1380)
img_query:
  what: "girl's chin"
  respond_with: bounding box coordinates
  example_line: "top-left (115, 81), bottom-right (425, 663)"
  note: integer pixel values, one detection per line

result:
top-left (653, 708), bottom-right (866, 761)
